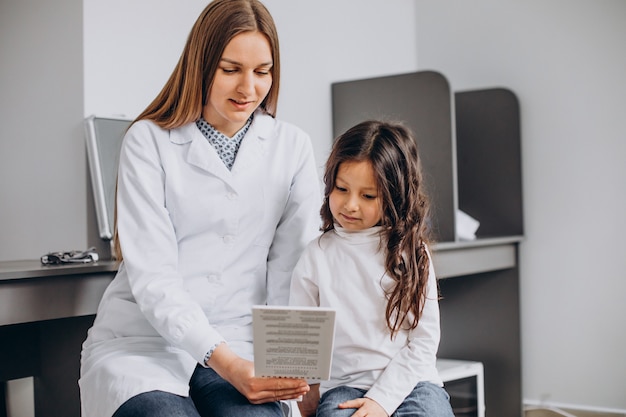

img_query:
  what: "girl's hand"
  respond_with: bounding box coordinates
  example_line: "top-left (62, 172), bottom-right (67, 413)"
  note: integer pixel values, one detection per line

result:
top-left (339, 397), bottom-right (389, 417)
top-left (208, 343), bottom-right (310, 404)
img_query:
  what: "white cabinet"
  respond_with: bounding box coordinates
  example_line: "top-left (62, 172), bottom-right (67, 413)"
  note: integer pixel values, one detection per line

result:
top-left (437, 359), bottom-right (485, 417)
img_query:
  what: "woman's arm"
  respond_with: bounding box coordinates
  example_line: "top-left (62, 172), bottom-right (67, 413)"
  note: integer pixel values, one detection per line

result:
top-left (266, 130), bottom-right (321, 306)
top-left (117, 121), bottom-right (223, 361)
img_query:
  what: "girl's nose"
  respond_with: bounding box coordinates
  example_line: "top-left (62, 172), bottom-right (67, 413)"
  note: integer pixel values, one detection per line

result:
top-left (344, 194), bottom-right (359, 211)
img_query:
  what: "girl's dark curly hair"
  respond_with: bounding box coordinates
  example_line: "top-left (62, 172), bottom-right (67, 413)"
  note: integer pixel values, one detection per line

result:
top-left (321, 120), bottom-right (433, 338)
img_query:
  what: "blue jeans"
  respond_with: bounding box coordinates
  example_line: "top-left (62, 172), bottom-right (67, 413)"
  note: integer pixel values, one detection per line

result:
top-left (112, 391), bottom-right (200, 417)
top-left (316, 382), bottom-right (454, 417)
top-left (113, 366), bottom-right (284, 417)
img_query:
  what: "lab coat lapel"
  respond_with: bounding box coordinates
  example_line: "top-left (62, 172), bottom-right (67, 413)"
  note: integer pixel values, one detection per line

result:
top-left (230, 114), bottom-right (274, 175)
top-left (169, 113), bottom-right (276, 183)
top-left (170, 123), bottom-right (233, 184)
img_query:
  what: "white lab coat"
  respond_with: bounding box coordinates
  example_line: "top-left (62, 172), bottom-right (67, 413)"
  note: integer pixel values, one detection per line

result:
top-left (79, 111), bottom-right (322, 417)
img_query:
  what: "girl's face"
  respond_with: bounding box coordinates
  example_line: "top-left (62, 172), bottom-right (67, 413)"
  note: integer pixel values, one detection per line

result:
top-left (329, 160), bottom-right (382, 231)
top-left (203, 31), bottom-right (273, 137)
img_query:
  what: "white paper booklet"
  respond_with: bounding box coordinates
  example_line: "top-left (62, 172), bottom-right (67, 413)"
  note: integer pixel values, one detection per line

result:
top-left (252, 305), bottom-right (336, 380)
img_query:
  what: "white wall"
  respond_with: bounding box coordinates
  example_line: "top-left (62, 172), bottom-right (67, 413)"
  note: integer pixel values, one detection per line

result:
top-left (415, 0), bottom-right (626, 411)
top-left (1, 0), bottom-right (623, 413)
top-left (0, 0), bottom-right (84, 261)
top-left (84, 0), bottom-right (419, 176)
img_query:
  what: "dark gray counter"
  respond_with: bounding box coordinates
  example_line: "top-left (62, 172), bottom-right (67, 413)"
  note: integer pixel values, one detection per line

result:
top-left (0, 260), bottom-right (117, 326)
top-left (0, 236), bottom-right (522, 416)
top-left (0, 261), bottom-right (117, 417)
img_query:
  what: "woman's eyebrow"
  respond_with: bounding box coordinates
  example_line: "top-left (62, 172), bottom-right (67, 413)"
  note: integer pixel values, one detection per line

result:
top-left (220, 57), bottom-right (273, 67)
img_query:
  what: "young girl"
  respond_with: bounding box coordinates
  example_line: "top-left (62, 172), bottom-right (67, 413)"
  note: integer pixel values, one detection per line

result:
top-left (289, 120), bottom-right (454, 417)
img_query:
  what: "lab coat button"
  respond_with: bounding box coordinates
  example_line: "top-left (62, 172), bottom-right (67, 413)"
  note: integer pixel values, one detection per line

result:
top-left (223, 235), bottom-right (234, 244)
top-left (227, 192), bottom-right (237, 200)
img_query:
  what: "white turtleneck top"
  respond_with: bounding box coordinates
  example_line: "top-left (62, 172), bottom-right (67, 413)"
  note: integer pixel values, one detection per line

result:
top-left (289, 226), bottom-right (443, 415)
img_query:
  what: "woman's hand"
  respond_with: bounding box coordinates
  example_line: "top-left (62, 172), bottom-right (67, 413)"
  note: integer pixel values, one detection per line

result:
top-left (339, 397), bottom-right (389, 417)
top-left (207, 343), bottom-right (310, 404)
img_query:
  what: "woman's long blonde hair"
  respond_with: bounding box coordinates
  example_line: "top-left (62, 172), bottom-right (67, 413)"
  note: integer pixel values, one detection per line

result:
top-left (113, 0), bottom-right (281, 260)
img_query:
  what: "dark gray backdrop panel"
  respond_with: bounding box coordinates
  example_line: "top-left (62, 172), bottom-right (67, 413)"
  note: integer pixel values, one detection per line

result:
top-left (455, 88), bottom-right (524, 238)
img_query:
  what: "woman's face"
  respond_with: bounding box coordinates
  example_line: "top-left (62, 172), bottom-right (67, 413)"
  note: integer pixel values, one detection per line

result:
top-left (203, 31), bottom-right (273, 137)
top-left (329, 160), bottom-right (382, 231)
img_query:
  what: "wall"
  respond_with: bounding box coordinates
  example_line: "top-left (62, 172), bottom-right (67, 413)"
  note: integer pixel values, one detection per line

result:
top-left (415, 0), bottom-right (626, 411)
top-left (0, 0), bottom-right (84, 261)
top-left (1, 0), bottom-right (624, 413)
top-left (83, 0), bottom-right (420, 177)
top-left (1, 0), bottom-right (419, 257)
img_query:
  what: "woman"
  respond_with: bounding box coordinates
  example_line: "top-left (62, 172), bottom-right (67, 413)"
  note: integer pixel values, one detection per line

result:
top-left (79, 1), bottom-right (321, 416)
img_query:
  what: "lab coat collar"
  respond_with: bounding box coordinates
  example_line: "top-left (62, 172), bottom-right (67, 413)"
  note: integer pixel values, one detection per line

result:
top-left (169, 110), bottom-right (276, 182)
